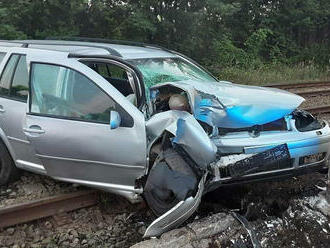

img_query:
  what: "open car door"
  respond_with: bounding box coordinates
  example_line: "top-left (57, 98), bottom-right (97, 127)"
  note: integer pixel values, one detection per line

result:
top-left (23, 50), bottom-right (147, 195)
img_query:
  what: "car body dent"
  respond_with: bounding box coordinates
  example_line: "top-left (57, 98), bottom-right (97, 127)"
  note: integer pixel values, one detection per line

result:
top-left (144, 80), bottom-right (329, 238)
top-left (150, 80), bottom-right (305, 128)
top-left (146, 110), bottom-right (217, 168)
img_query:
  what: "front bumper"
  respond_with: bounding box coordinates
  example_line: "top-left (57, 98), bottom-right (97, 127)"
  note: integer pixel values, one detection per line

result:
top-left (207, 120), bottom-right (330, 191)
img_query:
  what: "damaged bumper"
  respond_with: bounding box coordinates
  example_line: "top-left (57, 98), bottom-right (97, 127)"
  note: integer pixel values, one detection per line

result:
top-left (208, 120), bottom-right (330, 190)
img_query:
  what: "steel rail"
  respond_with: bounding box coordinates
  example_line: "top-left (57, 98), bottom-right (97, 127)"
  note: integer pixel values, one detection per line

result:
top-left (305, 105), bottom-right (330, 115)
top-left (0, 190), bottom-right (98, 229)
top-left (265, 81), bottom-right (330, 89)
top-left (297, 89), bottom-right (330, 97)
top-left (264, 82), bottom-right (330, 114)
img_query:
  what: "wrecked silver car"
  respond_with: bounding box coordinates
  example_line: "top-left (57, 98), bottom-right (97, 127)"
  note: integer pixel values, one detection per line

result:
top-left (0, 40), bottom-right (329, 237)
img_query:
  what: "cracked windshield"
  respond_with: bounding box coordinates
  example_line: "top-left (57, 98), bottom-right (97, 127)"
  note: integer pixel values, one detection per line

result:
top-left (130, 57), bottom-right (217, 88)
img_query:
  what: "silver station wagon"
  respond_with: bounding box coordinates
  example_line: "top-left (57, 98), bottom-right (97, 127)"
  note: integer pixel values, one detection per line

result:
top-left (0, 39), bottom-right (329, 237)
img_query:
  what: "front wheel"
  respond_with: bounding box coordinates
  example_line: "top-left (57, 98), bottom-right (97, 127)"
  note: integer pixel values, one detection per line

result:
top-left (143, 149), bottom-right (198, 216)
top-left (0, 141), bottom-right (20, 185)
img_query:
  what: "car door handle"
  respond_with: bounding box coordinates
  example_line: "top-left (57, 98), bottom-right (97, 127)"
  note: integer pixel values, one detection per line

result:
top-left (23, 126), bottom-right (45, 134)
top-left (0, 105), bottom-right (5, 113)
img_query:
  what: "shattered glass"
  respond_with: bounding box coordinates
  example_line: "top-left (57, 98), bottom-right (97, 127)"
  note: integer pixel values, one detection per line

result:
top-left (129, 57), bottom-right (216, 88)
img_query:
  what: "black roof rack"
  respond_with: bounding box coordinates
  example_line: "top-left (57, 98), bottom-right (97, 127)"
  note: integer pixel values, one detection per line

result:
top-left (2, 40), bottom-right (122, 57)
top-left (46, 36), bottom-right (166, 51)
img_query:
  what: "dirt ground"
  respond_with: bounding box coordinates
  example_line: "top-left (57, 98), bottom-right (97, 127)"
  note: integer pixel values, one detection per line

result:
top-left (0, 173), bottom-right (80, 208)
top-left (201, 173), bottom-right (330, 247)
top-left (0, 171), bottom-right (329, 248)
top-left (0, 173), bottom-right (152, 248)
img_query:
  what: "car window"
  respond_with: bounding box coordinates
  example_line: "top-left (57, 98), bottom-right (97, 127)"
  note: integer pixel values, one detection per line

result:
top-left (96, 63), bottom-right (110, 78)
top-left (0, 52), bottom-right (6, 63)
top-left (11, 55), bottom-right (29, 101)
top-left (0, 54), bottom-right (20, 97)
top-left (107, 64), bottom-right (127, 79)
top-left (85, 62), bottom-right (128, 80)
top-left (30, 63), bottom-right (133, 126)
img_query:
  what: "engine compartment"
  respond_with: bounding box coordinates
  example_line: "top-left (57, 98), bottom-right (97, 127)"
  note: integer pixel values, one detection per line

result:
top-left (150, 85), bottom-right (192, 114)
top-left (149, 84), bottom-right (324, 139)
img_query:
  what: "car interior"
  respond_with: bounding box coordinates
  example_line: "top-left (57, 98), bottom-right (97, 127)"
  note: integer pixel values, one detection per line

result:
top-left (84, 62), bottom-right (137, 106)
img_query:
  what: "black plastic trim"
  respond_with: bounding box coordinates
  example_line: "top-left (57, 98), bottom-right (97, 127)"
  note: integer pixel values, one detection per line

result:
top-left (206, 160), bottom-right (328, 192)
top-left (6, 41), bottom-right (122, 57)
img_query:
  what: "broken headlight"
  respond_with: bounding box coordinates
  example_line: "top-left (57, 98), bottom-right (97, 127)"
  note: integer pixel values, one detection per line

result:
top-left (292, 109), bottom-right (323, 132)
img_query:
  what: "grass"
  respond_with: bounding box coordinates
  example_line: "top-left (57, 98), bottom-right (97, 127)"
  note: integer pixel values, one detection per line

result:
top-left (209, 63), bottom-right (330, 86)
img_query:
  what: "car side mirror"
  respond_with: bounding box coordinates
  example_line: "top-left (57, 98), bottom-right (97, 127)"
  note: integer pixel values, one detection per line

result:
top-left (110, 111), bottom-right (121, 129)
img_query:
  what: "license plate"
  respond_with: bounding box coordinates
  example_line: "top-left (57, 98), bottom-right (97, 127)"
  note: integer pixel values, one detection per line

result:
top-left (228, 144), bottom-right (291, 177)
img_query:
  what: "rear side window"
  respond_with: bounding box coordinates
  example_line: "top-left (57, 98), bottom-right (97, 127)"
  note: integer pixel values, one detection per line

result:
top-left (0, 55), bottom-right (20, 97)
top-left (30, 63), bottom-right (133, 127)
top-left (11, 56), bottom-right (29, 100)
top-left (0, 54), bottom-right (29, 101)
top-left (0, 52), bottom-right (6, 63)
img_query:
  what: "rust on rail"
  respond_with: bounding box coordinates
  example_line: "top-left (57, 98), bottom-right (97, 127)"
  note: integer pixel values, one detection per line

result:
top-left (305, 105), bottom-right (330, 115)
top-left (298, 89), bottom-right (330, 97)
top-left (0, 190), bottom-right (98, 229)
top-left (265, 81), bottom-right (330, 89)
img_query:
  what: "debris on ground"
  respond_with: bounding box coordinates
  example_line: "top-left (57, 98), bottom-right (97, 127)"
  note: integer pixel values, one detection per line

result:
top-left (1, 171), bottom-right (329, 247)
top-left (0, 168), bottom-right (329, 248)
top-left (131, 213), bottom-right (249, 248)
top-left (0, 192), bottom-right (151, 248)
top-left (132, 172), bottom-right (330, 248)
top-left (0, 172), bottom-right (80, 208)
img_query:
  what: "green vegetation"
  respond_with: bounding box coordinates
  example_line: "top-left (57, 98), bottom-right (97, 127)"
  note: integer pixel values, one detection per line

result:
top-left (210, 64), bottom-right (330, 85)
top-left (0, 0), bottom-right (329, 84)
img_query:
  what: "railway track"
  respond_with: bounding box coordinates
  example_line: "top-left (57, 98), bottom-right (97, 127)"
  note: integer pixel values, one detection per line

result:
top-left (1, 80), bottom-right (330, 230)
top-left (0, 190), bottom-right (98, 229)
top-left (305, 105), bottom-right (330, 115)
top-left (297, 89), bottom-right (330, 97)
top-left (266, 81), bottom-right (330, 90)
top-left (266, 81), bottom-right (330, 115)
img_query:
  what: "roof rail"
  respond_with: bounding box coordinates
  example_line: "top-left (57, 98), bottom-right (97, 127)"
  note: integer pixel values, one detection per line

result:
top-left (46, 36), bottom-right (166, 51)
top-left (2, 40), bottom-right (122, 57)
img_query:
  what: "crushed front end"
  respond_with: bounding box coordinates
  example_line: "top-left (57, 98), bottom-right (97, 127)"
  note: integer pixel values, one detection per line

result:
top-left (143, 80), bottom-right (330, 237)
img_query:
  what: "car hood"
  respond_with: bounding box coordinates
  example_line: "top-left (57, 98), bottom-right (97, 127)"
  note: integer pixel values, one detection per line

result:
top-left (150, 80), bottom-right (305, 128)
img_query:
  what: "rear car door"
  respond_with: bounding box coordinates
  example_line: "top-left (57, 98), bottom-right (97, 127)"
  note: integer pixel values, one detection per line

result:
top-left (24, 51), bottom-right (147, 192)
top-left (0, 52), bottom-right (44, 173)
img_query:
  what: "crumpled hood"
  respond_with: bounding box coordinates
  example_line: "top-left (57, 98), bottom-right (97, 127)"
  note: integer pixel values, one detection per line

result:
top-left (151, 80), bottom-right (305, 128)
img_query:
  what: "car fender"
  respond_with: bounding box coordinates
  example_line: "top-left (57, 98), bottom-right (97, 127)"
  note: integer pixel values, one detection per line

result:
top-left (146, 110), bottom-right (217, 168)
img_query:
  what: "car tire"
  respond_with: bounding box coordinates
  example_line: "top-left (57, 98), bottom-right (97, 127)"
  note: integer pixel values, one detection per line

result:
top-left (0, 141), bottom-right (20, 186)
top-left (144, 148), bottom-right (197, 217)
top-left (144, 161), bottom-right (182, 216)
